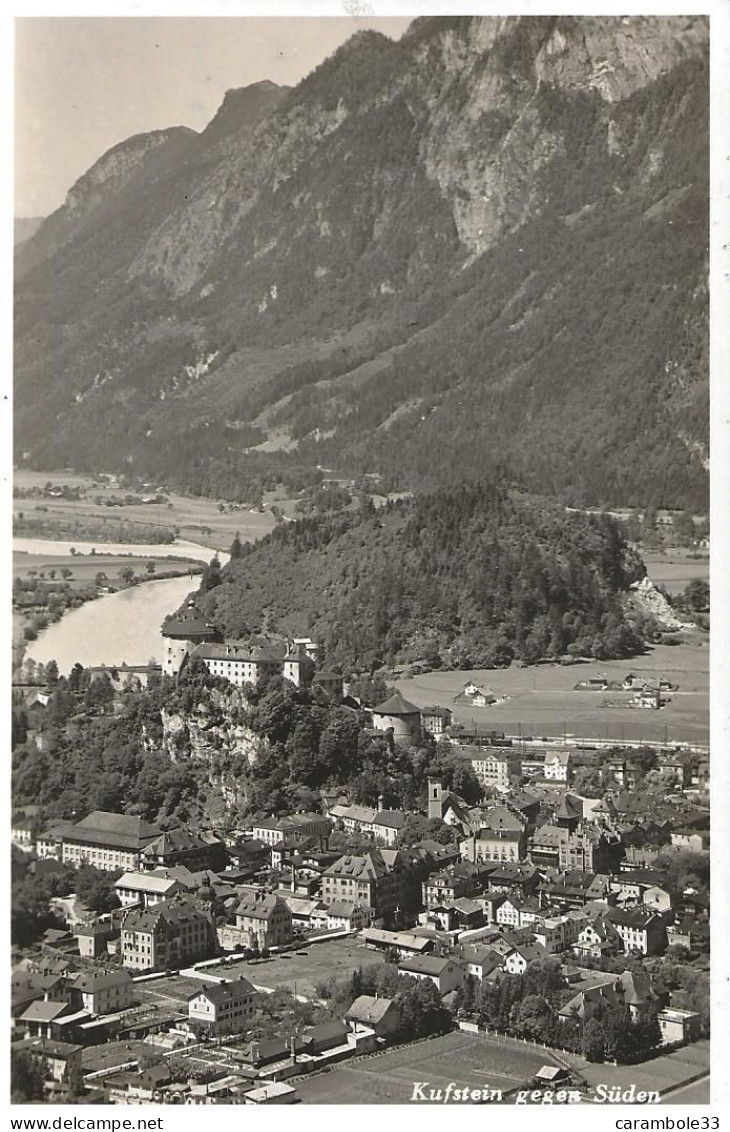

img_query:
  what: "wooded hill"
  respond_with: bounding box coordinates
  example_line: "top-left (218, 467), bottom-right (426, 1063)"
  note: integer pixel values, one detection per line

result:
top-left (199, 482), bottom-right (649, 670)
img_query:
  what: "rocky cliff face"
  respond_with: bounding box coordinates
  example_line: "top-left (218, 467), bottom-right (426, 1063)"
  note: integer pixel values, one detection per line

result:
top-left (14, 16), bottom-right (709, 510)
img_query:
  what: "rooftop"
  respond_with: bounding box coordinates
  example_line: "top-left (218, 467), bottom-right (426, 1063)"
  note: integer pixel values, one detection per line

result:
top-left (371, 692), bottom-right (421, 716)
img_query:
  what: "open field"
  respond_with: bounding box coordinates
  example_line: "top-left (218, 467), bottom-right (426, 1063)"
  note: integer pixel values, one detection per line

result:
top-left (13, 551), bottom-right (201, 588)
top-left (572, 1039), bottom-right (710, 1103)
top-left (295, 1030), bottom-right (563, 1104)
top-left (14, 469), bottom-right (275, 552)
top-left (643, 550), bottom-right (709, 595)
top-left (134, 974), bottom-right (213, 1012)
top-left (212, 937), bottom-right (386, 999)
top-left (397, 639), bottom-right (709, 746)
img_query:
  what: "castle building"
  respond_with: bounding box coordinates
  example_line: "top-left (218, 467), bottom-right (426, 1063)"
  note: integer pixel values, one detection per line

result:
top-left (160, 601), bottom-right (221, 678)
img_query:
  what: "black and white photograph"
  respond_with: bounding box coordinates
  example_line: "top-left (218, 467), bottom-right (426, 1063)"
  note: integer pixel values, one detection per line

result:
top-left (8, 4), bottom-right (724, 1110)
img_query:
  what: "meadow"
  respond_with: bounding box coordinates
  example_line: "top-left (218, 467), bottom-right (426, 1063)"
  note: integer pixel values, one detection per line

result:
top-left (14, 469), bottom-right (275, 552)
top-left (397, 638), bottom-right (709, 746)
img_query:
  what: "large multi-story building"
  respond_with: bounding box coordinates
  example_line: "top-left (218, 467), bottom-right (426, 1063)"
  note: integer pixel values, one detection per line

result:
top-left (530, 822), bottom-right (623, 874)
top-left (234, 892), bottom-right (293, 949)
top-left (121, 901), bottom-right (215, 971)
top-left (190, 639), bottom-right (309, 688)
top-left (605, 907), bottom-right (667, 956)
top-left (161, 600), bottom-right (318, 687)
top-left (462, 827), bottom-right (525, 864)
top-left (321, 851), bottom-right (402, 919)
top-left (60, 811), bottom-right (161, 872)
top-left (140, 827), bottom-right (228, 872)
top-left (470, 749), bottom-right (522, 793)
top-left (422, 862), bottom-right (494, 909)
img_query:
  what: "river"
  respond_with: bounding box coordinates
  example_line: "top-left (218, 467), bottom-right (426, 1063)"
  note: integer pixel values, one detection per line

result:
top-left (20, 539), bottom-right (230, 675)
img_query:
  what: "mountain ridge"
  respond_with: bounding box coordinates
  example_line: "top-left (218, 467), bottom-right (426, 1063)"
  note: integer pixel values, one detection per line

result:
top-left (14, 16), bottom-right (708, 510)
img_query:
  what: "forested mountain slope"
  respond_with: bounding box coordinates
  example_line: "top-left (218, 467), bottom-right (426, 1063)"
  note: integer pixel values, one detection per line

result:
top-left (15, 17), bottom-right (708, 509)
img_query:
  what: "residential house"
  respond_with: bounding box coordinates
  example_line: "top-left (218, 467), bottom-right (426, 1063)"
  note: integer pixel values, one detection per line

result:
top-left (398, 955), bottom-right (465, 995)
top-left (346, 995), bottom-right (400, 1038)
top-left (326, 901), bottom-right (369, 932)
top-left (530, 824), bottom-right (623, 874)
top-left (69, 969), bottom-right (134, 1015)
top-left (572, 918), bottom-right (622, 960)
top-left (372, 809), bottom-right (408, 847)
top-left (188, 977), bottom-right (257, 1036)
top-left (35, 828), bottom-right (65, 860)
top-left (75, 920), bottom-right (118, 960)
top-left (658, 1008), bottom-right (702, 1046)
top-left (457, 944), bottom-right (503, 982)
top-left (462, 827), bottom-right (525, 865)
top-left (115, 871), bottom-right (184, 908)
top-left (12, 817), bottom-right (37, 852)
top-left (301, 1019), bottom-right (352, 1055)
top-left (544, 751), bottom-right (573, 784)
top-left (453, 682), bottom-right (497, 707)
top-left (312, 670), bottom-right (344, 698)
top-left (16, 1039), bottom-right (83, 1097)
top-left (671, 829), bottom-right (709, 853)
top-left (503, 941), bottom-right (549, 975)
top-left (422, 863), bottom-right (494, 910)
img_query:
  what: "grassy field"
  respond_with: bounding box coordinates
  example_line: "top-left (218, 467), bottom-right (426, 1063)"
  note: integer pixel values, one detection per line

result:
top-left (295, 1030), bottom-right (563, 1104)
top-left (14, 469), bottom-right (274, 552)
top-left (397, 638), bottom-right (709, 746)
top-left (571, 1039), bottom-right (710, 1103)
top-left (643, 550), bottom-right (709, 595)
top-left (13, 551), bottom-right (201, 588)
top-left (212, 937), bottom-right (386, 999)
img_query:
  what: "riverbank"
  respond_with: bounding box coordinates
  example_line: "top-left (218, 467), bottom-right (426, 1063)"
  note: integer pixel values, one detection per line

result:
top-left (22, 573), bottom-right (202, 674)
top-left (12, 534), bottom-right (229, 677)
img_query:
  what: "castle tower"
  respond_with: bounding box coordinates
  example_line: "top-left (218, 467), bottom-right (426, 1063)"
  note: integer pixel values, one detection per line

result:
top-left (160, 600), bottom-right (220, 677)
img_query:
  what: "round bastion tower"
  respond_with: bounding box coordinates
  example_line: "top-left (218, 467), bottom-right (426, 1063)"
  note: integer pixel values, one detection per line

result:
top-left (160, 601), bottom-right (221, 677)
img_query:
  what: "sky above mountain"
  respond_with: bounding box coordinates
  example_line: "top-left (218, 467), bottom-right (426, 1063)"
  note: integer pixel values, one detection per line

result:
top-left (14, 15), bottom-right (412, 218)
